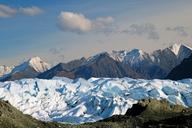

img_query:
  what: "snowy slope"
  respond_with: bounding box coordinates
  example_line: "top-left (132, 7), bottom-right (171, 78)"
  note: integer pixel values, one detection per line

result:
top-left (0, 77), bottom-right (192, 124)
top-left (110, 43), bottom-right (192, 78)
top-left (111, 43), bottom-right (192, 64)
top-left (11, 56), bottom-right (50, 74)
top-left (0, 57), bottom-right (50, 81)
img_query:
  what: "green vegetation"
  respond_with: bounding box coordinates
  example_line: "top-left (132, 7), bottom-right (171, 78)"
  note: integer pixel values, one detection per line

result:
top-left (0, 99), bottom-right (192, 128)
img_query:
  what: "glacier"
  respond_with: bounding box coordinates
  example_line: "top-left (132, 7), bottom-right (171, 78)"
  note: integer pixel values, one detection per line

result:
top-left (0, 77), bottom-right (192, 124)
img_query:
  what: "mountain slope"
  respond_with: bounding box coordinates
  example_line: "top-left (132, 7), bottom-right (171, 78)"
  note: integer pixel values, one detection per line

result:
top-left (166, 54), bottom-right (192, 80)
top-left (39, 53), bottom-right (141, 79)
top-left (38, 57), bottom-right (86, 79)
top-left (0, 57), bottom-right (50, 81)
top-left (38, 63), bottom-right (75, 79)
top-left (0, 100), bottom-right (79, 128)
top-left (0, 100), bottom-right (43, 128)
top-left (74, 52), bottom-right (141, 79)
top-left (111, 43), bottom-right (192, 79)
top-left (90, 99), bottom-right (192, 128)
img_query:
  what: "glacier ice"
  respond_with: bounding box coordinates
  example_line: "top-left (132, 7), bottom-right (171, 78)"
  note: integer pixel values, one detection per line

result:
top-left (0, 77), bottom-right (192, 124)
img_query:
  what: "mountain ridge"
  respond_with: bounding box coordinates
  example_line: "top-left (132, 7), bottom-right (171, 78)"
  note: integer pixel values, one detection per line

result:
top-left (1, 43), bottom-right (191, 81)
top-left (38, 43), bottom-right (192, 80)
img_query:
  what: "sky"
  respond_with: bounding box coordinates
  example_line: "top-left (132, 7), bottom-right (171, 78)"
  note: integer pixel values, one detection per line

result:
top-left (0, 0), bottom-right (192, 65)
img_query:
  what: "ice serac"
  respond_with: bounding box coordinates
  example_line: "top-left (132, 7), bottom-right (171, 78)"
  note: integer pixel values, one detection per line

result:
top-left (0, 56), bottom-right (50, 81)
top-left (0, 77), bottom-right (192, 124)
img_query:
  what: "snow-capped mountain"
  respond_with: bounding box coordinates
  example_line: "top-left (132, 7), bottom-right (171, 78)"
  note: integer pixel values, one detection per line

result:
top-left (0, 57), bottom-right (50, 81)
top-left (39, 43), bottom-right (192, 80)
top-left (1, 43), bottom-right (191, 81)
top-left (0, 65), bottom-right (13, 77)
top-left (111, 43), bottom-right (192, 79)
top-left (11, 56), bottom-right (50, 74)
top-left (0, 77), bottom-right (192, 124)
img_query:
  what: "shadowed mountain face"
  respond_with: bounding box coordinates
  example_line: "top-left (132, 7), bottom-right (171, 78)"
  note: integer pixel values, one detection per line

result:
top-left (166, 54), bottom-right (192, 80)
top-left (38, 63), bottom-right (75, 79)
top-left (38, 57), bottom-right (86, 79)
top-left (39, 44), bottom-right (192, 80)
top-left (74, 52), bottom-right (141, 79)
top-left (38, 53), bottom-right (142, 79)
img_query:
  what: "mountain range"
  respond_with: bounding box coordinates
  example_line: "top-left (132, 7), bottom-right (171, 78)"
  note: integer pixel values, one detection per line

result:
top-left (38, 43), bottom-right (192, 80)
top-left (0, 43), bottom-right (191, 81)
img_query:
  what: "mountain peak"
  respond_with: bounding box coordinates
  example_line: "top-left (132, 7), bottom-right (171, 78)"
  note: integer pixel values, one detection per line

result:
top-left (168, 43), bottom-right (192, 56)
top-left (110, 49), bottom-right (145, 62)
top-left (128, 49), bottom-right (144, 57)
top-left (11, 56), bottom-right (50, 74)
top-left (28, 56), bottom-right (42, 62)
top-left (27, 56), bottom-right (50, 73)
top-left (86, 52), bottom-right (109, 63)
top-left (169, 43), bottom-right (182, 55)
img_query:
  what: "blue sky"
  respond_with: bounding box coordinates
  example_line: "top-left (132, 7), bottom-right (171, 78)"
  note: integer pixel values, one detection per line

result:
top-left (0, 0), bottom-right (192, 65)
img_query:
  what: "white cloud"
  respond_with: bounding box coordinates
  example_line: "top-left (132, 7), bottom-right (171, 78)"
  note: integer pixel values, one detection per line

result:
top-left (57, 11), bottom-right (114, 33)
top-left (19, 6), bottom-right (43, 16)
top-left (0, 4), bottom-right (17, 18)
top-left (58, 12), bottom-right (92, 33)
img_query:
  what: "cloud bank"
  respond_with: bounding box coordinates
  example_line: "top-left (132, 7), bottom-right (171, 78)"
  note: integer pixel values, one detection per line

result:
top-left (166, 26), bottom-right (189, 37)
top-left (57, 12), bottom-right (159, 40)
top-left (0, 4), bottom-right (17, 18)
top-left (19, 6), bottom-right (43, 16)
top-left (57, 11), bottom-right (114, 33)
top-left (0, 4), bottom-right (43, 18)
top-left (120, 23), bottom-right (159, 40)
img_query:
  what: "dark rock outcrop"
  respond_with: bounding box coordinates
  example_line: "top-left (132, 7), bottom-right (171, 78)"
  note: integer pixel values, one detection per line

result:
top-left (166, 54), bottom-right (192, 80)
